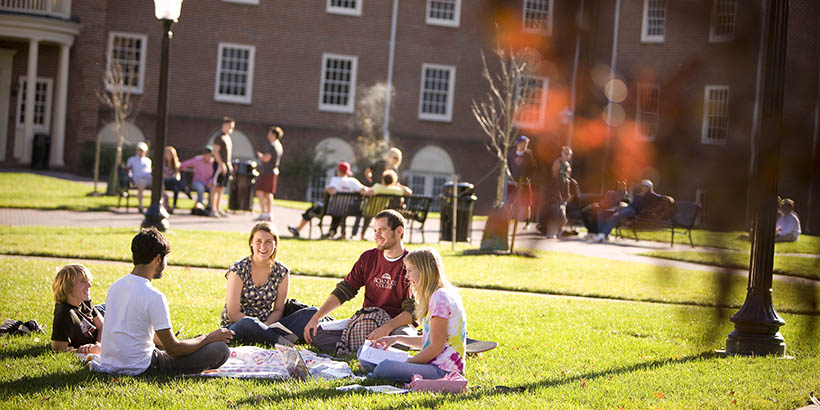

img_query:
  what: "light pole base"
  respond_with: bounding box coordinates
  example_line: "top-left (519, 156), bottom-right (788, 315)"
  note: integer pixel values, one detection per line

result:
top-left (141, 203), bottom-right (170, 232)
top-left (723, 330), bottom-right (785, 357)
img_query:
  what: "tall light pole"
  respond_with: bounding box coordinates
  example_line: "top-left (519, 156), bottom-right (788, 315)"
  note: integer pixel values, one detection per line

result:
top-left (142, 0), bottom-right (183, 232)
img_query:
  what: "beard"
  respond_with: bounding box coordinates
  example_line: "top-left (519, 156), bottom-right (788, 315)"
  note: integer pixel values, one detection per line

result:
top-left (153, 265), bottom-right (164, 279)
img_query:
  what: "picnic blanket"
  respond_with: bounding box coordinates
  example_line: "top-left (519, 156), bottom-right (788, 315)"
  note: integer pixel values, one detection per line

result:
top-left (81, 345), bottom-right (355, 380)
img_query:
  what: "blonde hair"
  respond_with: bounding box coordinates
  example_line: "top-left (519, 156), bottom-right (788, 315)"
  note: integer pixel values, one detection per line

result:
top-left (52, 264), bottom-right (92, 303)
top-left (405, 247), bottom-right (450, 320)
top-left (387, 147), bottom-right (403, 169)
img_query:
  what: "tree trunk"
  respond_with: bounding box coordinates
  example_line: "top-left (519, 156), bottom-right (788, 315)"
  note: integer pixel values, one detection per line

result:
top-left (92, 134), bottom-right (101, 193)
top-left (496, 155), bottom-right (507, 207)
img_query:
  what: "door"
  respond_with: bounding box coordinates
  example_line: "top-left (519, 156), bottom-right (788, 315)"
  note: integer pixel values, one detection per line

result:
top-left (0, 50), bottom-right (15, 162)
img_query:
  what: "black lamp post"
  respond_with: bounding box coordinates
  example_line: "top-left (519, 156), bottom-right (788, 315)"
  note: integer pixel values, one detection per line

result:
top-left (142, 0), bottom-right (183, 232)
top-left (723, 0), bottom-right (788, 357)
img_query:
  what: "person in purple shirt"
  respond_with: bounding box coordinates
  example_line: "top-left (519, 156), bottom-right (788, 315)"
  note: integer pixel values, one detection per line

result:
top-left (180, 145), bottom-right (216, 206)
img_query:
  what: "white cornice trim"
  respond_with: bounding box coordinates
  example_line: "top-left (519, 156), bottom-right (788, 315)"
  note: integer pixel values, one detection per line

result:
top-left (0, 14), bottom-right (81, 45)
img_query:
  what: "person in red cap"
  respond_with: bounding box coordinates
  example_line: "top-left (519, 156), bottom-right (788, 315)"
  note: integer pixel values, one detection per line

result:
top-left (288, 161), bottom-right (369, 239)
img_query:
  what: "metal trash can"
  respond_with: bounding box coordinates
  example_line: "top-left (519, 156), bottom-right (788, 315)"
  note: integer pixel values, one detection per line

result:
top-left (440, 182), bottom-right (477, 242)
top-left (228, 159), bottom-right (259, 211)
top-left (31, 133), bottom-right (51, 170)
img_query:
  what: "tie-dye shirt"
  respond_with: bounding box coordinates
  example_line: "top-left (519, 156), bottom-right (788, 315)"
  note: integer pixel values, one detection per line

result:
top-left (420, 286), bottom-right (467, 373)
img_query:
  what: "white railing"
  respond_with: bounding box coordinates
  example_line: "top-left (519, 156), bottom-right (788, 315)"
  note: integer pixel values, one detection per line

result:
top-left (0, 0), bottom-right (71, 19)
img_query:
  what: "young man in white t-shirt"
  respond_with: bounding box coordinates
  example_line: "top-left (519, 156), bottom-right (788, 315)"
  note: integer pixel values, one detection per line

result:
top-left (287, 161), bottom-right (369, 239)
top-left (100, 228), bottom-right (233, 375)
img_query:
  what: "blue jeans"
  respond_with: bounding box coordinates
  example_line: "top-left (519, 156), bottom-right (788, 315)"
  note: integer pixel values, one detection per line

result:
top-left (598, 206), bottom-right (637, 237)
top-left (357, 345), bottom-right (447, 382)
top-left (228, 307), bottom-right (318, 345)
top-left (191, 181), bottom-right (208, 205)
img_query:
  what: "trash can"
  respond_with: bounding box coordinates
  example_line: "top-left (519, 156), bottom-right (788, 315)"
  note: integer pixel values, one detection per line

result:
top-left (228, 159), bottom-right (259, 211)
top-left (31, 133), bottom-right (51, 170)
top-left (440, 182), bottom-right (477, 242)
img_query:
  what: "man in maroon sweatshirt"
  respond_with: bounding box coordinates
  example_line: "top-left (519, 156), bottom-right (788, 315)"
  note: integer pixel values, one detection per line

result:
top-left (303, 209), bottom-right (415, 353)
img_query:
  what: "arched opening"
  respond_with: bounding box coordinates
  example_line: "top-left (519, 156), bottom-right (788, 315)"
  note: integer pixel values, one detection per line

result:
top-left (307, 137), bottom-right (356, 202)
top-left (208, 129), bottom-right (255, 161)
top-left (97, 122), bottom-right (146, 145)
top-left (407, 145), bottom-right (455, 211)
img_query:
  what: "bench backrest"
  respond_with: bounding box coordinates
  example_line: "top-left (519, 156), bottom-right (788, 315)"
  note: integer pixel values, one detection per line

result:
top-left (671, 201), bottom-right (701, 228)
top-left (361, 194), bottom-right (404, 217)
top-left (399, 195), bottom-right (432, 223)
top-left (323, 192), bottom-right (363, 218)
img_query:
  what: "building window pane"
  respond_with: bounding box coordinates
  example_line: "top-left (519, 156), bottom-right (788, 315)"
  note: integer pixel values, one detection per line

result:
top-left (522, 0), bottom-right (553, 35)
top-left (636, 83), bottom-right (660, 140)
top-left (17, 77), bottom-right (52, 132)
top-left (419, 64), bottom-right (455, 122)
top-left (515, 75), bottom-right (549, 128)
top-left (641, 0), bottom-right (666, 43)
top-left (327, 0), bottom-right (361, 16)
top-left (710, 0), bottom-right (737, 42)
top-left (215, 43), bottom-right (255, 104)
top-left (427, 0), bottom-right (461, 27)
top-left (701, 86), bottom-right (730, 144)
top-left (319, 54), bottom-right (357, 113)
top-left (107, 32), bottom-right (147, 94)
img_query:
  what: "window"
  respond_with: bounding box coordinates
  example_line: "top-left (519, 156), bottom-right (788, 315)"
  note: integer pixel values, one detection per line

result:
top-left (515, 75), bottom-right (549, 128)
top-left (641, 0), bottom-right (666, 43)
top-left (522, 0), bottom-right (553, 35)
top-left (223, 0), bottom-right (258, 4)
top-left (418, 64), bottom-right (456, 122)
top-left (409, 173), bottom-right (450, 212)
top-left (16, 77), bottom-right (52, 132)
top-left (701, 85), bottom-right (729, 144)
top-left (427, 0), bottom-right (461, 27)
top-left (710, 0), bottom-right (737, 42)
top-left (214, 43), bottom-right (255, 104)
top-left (319, 54), bottom-right (358, 113)
top-left (636, 83), bottom-right (660, 140)
top-left (327, 0), bottom-right (361, 16)
top-left (106, 32), bottom-right (147, 94)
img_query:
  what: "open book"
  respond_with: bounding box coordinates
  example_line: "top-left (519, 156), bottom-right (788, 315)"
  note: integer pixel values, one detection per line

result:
top-left (357, 340), bottom-right (410, 365)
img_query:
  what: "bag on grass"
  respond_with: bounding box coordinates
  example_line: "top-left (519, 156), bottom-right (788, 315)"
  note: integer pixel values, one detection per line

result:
top-left (335, 307), bottom-right (391, 356)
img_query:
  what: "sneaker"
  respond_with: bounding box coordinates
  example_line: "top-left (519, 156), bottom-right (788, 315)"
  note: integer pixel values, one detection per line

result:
top-left (218, 210), bottom-right (228, 218)
top-left (208, 211), bottom-right (219, 218)
top-left (594, 233), bottom-right (608, 243)
top-left (288, 226), bottom-right (300, 238)
top-left (253, 214), bottom-right (266, 221)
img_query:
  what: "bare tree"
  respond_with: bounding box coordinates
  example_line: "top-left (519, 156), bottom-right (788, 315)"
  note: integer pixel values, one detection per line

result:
top-left (97, 57), bottom-right (140, 196)
top-left (471, 46), bottom-right (539, 207)
top-left (350, 82), bottom-right (394, 167)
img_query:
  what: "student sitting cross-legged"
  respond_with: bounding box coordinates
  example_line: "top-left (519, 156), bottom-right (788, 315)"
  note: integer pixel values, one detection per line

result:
top-left (220, 222), bottom-right (318, 345)
top-left (99, 228), bottom-right (233, 375)
top-left (50, 264), bottom-right (104, 354)
top-left (362, 247), bottom-right (467, 382)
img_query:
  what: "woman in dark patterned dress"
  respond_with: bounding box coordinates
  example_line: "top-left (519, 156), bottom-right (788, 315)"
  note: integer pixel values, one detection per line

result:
top-left (220, 222), bottom-right (317, 345)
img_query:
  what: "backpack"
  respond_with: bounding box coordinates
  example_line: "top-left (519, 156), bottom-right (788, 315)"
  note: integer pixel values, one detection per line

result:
top-left (335, 307), bottom-right (392, 356)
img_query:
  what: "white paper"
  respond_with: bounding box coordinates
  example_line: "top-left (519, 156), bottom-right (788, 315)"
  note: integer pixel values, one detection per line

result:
top-left (318, 318), bottom-right (350, 331)
top-left (335, 384), bottom-right (409, 394)
top-left (357, 340), bottom-right (409, 365)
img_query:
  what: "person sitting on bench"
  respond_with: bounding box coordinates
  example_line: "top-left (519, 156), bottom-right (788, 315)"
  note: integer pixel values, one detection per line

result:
top-left (775, 198), bottom-right (801, 242)
top-left (180, 145), bottom-right (215, 207)
top-left (594, 179), bottom-right (669, 243)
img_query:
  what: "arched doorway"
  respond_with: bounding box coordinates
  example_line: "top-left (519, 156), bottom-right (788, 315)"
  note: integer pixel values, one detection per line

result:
top-left (307, 137), bottom-right (355, 202)
top-left (208, 129), bottom-right (255, 161)
top-left (407, 145), bottom-right (455, 211)
top-left (97, 122), bottom-right (146, 146)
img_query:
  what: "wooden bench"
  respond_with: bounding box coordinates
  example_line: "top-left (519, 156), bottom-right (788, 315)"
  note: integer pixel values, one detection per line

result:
top-left (310, 192), bottom-right (363, 238)
top-left (396, 195), bottom-right (433, 243)
top-left (115, 165), bottom-right (138, 212)
top-left (616, 199), bottom-right (701, 247)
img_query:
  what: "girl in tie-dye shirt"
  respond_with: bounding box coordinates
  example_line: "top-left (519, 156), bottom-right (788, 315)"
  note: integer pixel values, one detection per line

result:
top-left (370, 247), bottom-right (467, 382)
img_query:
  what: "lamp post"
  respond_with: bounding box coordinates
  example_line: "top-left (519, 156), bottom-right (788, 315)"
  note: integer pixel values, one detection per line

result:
top-left (142, 0), bottom-right (183, 232)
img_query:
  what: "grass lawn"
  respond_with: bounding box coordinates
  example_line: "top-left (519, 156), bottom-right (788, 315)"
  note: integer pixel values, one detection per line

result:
top-left (1, 257), bottom-right (819, 409)
top-left (625, 228), bottom-right (820, 254)
top-left (2, 226), bottom-right (819, 315)
top-left (642, 250), bottom-right (820, 281)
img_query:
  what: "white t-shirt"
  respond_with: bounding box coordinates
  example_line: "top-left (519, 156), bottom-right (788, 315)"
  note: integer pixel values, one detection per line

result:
top-left (326, 176), bottom-right (364, 193)
top-left (126, 155), bottom-right (152, 180)
top-left (776, 211), bottom-right (801, 237)
top-left (100, 274), bottom-right (172, 375)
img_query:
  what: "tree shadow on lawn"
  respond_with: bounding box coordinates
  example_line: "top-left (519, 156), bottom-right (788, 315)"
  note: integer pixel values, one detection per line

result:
top-left (0, 342), bottom-right (50, 360)
top-left (238, 351), bottom-right (716, 408)
top-left (0, 367), bottom-right (89, 398)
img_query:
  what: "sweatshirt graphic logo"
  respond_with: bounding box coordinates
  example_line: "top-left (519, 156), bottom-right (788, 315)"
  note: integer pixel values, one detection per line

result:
top-left (373, 272), bottom-right (397, 289)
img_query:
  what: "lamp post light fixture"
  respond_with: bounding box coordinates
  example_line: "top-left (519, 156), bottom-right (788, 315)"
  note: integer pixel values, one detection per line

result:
top-left (142, 0), bottom-right (183, 232)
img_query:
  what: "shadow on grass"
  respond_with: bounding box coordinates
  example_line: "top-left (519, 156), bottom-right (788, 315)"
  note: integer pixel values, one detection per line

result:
top-left (0, 367), bottom-right (89, 397)
top-left (0, 342), bottom-right (49, 360)
top-left (237, 351), bottom-right (716, 408)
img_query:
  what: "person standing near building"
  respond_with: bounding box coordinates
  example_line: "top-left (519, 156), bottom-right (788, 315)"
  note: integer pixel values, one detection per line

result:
top-left (210, 117), bottom-right (234, 218)
top-left (254, 126), bottom-right (284, 222)
top-left (507, 136), bottom-right (536, 229)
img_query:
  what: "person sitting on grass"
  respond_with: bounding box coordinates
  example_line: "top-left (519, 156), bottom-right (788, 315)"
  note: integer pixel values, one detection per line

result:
top-left (287, 161), bottom-right (369, 240)
top-left (125, 141), bottom-right (152, 214)
top-left (50, 264), bottom-right (104, 354)
top-left (100, 228), bottom-right (233, 375)
top-left (362, 247), bottom-right (467, 382)
top-left (220, 222), bottom-right (318, 345)
top-left (775, 198), bottom-right (801, 242)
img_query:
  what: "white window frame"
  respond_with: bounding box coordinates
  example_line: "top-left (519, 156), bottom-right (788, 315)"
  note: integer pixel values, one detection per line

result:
top-left (406, 171), bottom-right (454, 212)
top-left (318, 53), bottom-right (358, 113)
top-left (709, 0), bottom-right (737, 43)
top-left (418, 63), bottom-right (456, 122)
top-left (635, 83), bottom-right (660, 141)
top-left (701, 85), bottom-right (730, 145)
top-left (326, 0), bottom-right (362, 16)
top-left (106, 32), bottom-right (147, 94)
top-left (641, 0), bottom-right (666, 43)
top-left (522, 0), bottom-right (554, 35)
top-left (223, 0), bottom-right (259, 4)
top-left (515, 74), bottom-right (549, 128)
top-left (214, 42), bottom-right (256, 104)
top-left (426, 0), bottom-right (461, 28)
top-left (16, 76), bottom-right (53, 133)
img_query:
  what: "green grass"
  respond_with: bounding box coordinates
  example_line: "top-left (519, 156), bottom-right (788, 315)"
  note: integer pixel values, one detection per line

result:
top-left (625, 228), bottom-right (820, 254)
top-left (2, 226), bottom-right (819, 314)
top-left (641, 250), bottom-right (820, 281)
top-left (1, 256), bottom-right (819, 409)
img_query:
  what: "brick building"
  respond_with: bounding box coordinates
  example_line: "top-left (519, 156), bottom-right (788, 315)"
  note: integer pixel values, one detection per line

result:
top-left (0, 0), bottom-right (818, 232)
